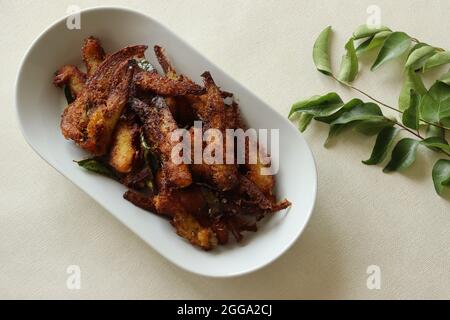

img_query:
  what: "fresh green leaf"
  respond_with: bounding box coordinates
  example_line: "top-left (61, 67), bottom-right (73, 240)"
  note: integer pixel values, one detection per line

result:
top-left (64, 85), bottom-right (75, 104)
top-left (356, 31), bottom-right (392, 55)
top-left (324, 124), bottom-right (347, 147)
top-left (75, 158), bottom-right (118, 180)
top-left (383, 138), bottom-right (420, 172)
top-left (371, 32), bottom-right (412, 71)
top-left (313, 26), bottom-right (333, 76)
top-left (315, 98), bottom-right (363, 124)
top-left (421, 137), bottom-right (450, 154)
top-left (440, 69), bottom-right (450, 86)
top-left (352, 24), bottom-right (391, 40)
top-left (353, 118), bottom-right (395, 136)
top-left (289, 93), bottom-right (343, 118)
top-left (432, 159), bottom-right (450, 195)
top-left (426, 124), bottom-right (445, 139)
top-left (402, 90), bottom-right (420, 129)
top-left (423, 51), bottom-right (450, 71)
top-left (405, 45), bottom-right (436, 70)
top-left (331, 102), bottom-right (384, 125)
top-left (363, 127), bottom-right (400, 165)
top-left (337, 38), bottom-right (359, 83)
top-left (298, 114), bottom-right (314, 132)
top-left (398, 69), bottom-right (427, 111)
top-left (420, 81), bottom-right (450, 126)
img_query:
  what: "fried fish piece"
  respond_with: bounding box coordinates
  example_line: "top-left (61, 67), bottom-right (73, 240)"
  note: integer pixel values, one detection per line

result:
top-left (123, 190), bottom-right (156, 213)
top-left (53, 65), bottom-right (86, 98)
top-left (61, 45), bottom-right (146, 155)
top-left (82, 36), bottom-right (106, 77)
top-left (154, 185), bottom-right (217, 250)
top-left (189, 72), bottom-right (239, 191)
top-left (130, 97), bottom-right (193, 189)
top-left (108, 115), bottom-right (140, 173)
top-left (135, 70), bottom-right (204, 96)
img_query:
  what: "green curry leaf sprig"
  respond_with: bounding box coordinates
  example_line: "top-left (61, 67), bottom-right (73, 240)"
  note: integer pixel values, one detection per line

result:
top-left (290, 25), bottom-right (450, 196)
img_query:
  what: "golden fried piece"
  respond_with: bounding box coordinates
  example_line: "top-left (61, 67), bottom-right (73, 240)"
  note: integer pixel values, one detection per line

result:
top-left (61, 45), bottom-right (147, 155)
top-left (82, 36), bottom-right (106, 77)
top-left (108, 117), bottom-right (140, 173)
top-left (189, 72), bottom-right (239, 191)
top-left (53, 65), bottom-right (86, 98)
top-left (153, 185), bottom-right (216, 250)
top-left (123, 190), bottom-right (156, 213)
top-left (134, 70), bottom-right (205, 96)
top-left (225, 101), bottom-right (275, 197)
top-left (154, 45), bottom-right (177, 79)
top-left (131, 97), bottom-right (193, 189)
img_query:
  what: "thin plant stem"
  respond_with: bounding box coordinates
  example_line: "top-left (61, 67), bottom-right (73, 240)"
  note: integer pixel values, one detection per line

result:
top-left (331, 75), bottom-right (449, 131)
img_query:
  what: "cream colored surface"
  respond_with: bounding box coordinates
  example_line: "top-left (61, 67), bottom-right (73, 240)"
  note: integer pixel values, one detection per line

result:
top-left (1, 0), bottom-right (449, 299)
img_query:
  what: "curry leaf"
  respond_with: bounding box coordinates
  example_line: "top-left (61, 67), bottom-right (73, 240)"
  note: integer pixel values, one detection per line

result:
top-left (75, 158), bottom-right (118, 180)
top-left (289, 93), bottom-right (343, 118)
top-left (298, 114), bottom-right (314, 132)
top-left (313, 26), bottom-right (333, 76)
top-left (432, 159), bottom-right (450, 195)
top-left (421, 137), bottom-right (450, 154)
top-left (315, 98), bottom-right (363, 124)
top-left (353, 24), bottom-right (391, 40)
top-left (402, 90), bottom-right (420, 130)
top-left (383, 138), bottom-right (420, 172)
top-left (440, 69), bottom-right (450, 86)
top-left (398, 69), bottom-right (427, 111)
top-left (371, 32), bottom-right (412, 71)
top-left (405, 45), bottom-right (437, 70)
top-left (356, 30), bottom-right (392, 55)
top-left (423, 51), bottom-right (450, 71)
top-left (363, 127), bottom-right (400, 165)
top-left (353, 118), bottom-right (395, 136)
top-left (420, 81), bottom-right (450, 126)
top-left (337, 38), bottom-right (359, 83)
top-left (331, 102), bottom-right (384, 125)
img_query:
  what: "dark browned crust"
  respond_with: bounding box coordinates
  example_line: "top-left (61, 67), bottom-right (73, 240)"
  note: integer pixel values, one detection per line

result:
top-left (82, 36), bottom-right (106, 77)
top-left (135, 70), bottom-right (205, 96)
top-left (154, 45), bottom-right (177, 78)
top-left (61, 45), bottom-right (146, 155)
top-left (123, 190), bottom-right (156, 213)
top-left (53, 65), bottom-right (86, 98)
top-left (130, 97), bottom-right (193, 189)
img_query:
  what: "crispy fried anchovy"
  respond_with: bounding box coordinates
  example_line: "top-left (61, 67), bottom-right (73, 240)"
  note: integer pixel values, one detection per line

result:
top-left (61, 45), bottom-right (146, 155)
top-left (53, 65), bottom-right (86, 98)
top-left (123, 190), bottom-right (156, 213)
top-left (82, 36), bottom-right (106, 77)
top-left (134, 70), bottom-right (204, 96)
top-left (130, 97), bottom-right (193, 189)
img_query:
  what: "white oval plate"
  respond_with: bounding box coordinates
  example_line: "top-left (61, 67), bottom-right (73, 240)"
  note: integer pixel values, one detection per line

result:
top-left (15, 6), bottom-right (317, 277)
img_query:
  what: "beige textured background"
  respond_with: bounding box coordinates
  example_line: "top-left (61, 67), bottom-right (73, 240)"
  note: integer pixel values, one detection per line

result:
top-left (1, 0), bottom-right (449, 299)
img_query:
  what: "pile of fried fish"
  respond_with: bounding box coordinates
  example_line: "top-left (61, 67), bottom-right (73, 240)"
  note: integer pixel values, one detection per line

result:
top-left (53, 37), bottom-right (291, 250)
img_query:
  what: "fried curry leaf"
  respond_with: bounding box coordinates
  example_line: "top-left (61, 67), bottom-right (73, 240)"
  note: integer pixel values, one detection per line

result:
top-left (337, 38), bottom-right (359, 83)
top-left (432, 159), bottom-right (450, 195)
top-left (64, 85), bottom-right (75, 104)
top-left (75, 158), bottom-right (118, 180)
top-left (371, 32), bottom-right (412, 71)
top-left (313, 26), bottom-right (333, 76)
top-left (363, 127), bottom-right (400, 165)
top-left (140, 133), bottom-right (160, 174)
top-left (383, 138), bottom-right (420, 172)
top-left (402, 90), bottom-right (420, 130)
